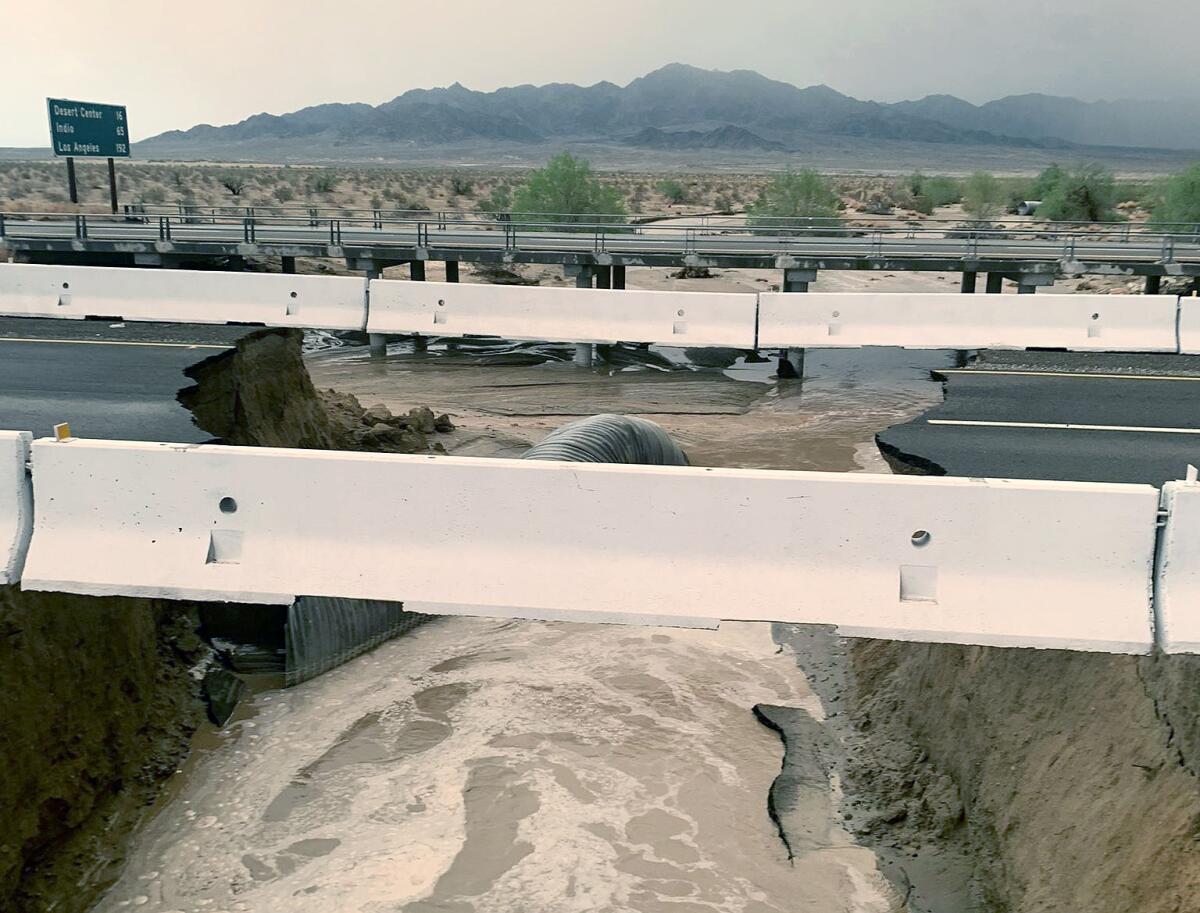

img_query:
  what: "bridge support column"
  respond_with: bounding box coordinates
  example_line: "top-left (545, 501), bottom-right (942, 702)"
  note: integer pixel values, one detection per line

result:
top-left (365, 265), bottom-right (388, 356)
top-left (1017, 274), bottom-right (1055, 295)
top-left (595, 265), bottom-right (612, 289)
top-left (985, 273), bottom-right (1004, 294)
top-left (410, 260), bottom-right (426, 281)
top-left (566, 265), bottom-right (596, 288)
top-left (445, 260), bottom-right (460, 283)
top-left (281, 256), bottom-right (296, 275)
top-left (783, 268), bottom-right (817, 293)
top-left (612, 265), bottom-right (626, 289)
top-left (1145, 275), bottom-right (1162, 295)
top-left (960, 271), bottom-right (977, 293)
top-left (574, 343), bottom-right (594, 367)
top-left (777, 348), bottom-right (805, 379)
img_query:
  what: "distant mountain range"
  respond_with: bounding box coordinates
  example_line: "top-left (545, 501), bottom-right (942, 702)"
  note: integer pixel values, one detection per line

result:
top-left (137, 63), bottom-right (1200, 160)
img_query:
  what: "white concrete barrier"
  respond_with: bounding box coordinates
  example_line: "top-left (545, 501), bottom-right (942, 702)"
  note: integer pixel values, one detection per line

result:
top-left (1175, 296), bottom-right (1200, 355)
top-left (21, 438), bottom-right (1160, 652)
top-left (0, 263), bottom-right (367, 330)
top-left (758, 293), bottom-right (1180, 352)
top-left (1154, 481), bottom-right (1200, 653)
top-left (1, 431), bottom-right (33, 585)
top-left (366, 279), bottom-right (758, 348)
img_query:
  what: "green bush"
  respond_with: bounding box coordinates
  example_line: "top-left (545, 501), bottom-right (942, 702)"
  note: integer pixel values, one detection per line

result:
top-left (911, 194), bottom-right (935, 215)
top-left (308, 171), bottom-right (338, 194)
top-left (1036, 164), bottom-right (1120, 221)
top-left (962, 172), bottom-right (1004, 223)
top-left (511, 152), bottom-right (626, 225)
top-left (747, 170), bottom-right (841, 233)
top-left (483, 186), bottom-right (512, 213)
top-left (1030, 165), bottom-right (1064, 201)
top-left (657, 179), bottom-right (688, 204)
top-left (906, 173), bottom-right (962, 209)
top-left (1149, 164), bottom-right (1200, 225)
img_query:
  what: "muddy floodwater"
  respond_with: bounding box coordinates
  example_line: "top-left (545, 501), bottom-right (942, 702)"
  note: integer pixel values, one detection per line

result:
top-left (97, 342), bottom-right (957, 912)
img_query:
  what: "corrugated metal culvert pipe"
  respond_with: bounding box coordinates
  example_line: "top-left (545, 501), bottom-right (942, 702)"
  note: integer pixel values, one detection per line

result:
top-left (522, 414), bottom-right (690, 465)
top-left (284, 415), bottom-right (688, 687)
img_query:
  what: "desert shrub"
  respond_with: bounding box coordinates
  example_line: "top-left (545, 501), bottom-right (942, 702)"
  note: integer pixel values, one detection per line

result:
top-left (273, 184), bottom-right (295, 203)
top-left (657, 179), bottom-right (688, 204)
top-left (308, 171), bottom-right (338, 194)
top-left (962, 171), bottom-right (1004, 223)
top-left (1149, 164), bottom-right (1200, 226)
top-left (747, 170), bottom-right (841, 234)
top-left (219, 174), bottom-right (246, 196)
top-left (1030, 164), bottom-right (1064, 200)
top-left (483, 186), bottom-right (512, 212)
top-left (511, 152), bottom-right (626, 225)
top-left (1036, 164), bottom-right (1120, 221)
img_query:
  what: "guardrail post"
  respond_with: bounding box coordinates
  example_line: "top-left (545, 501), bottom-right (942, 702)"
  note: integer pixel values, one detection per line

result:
top-left (685, 227), bottom-right (697, 255)
top-left (1162, 236), bottom-right (1176, 263)
top-left (373, 209), bottom-right (382, 231)
top-left (329, 219), bottom-right (341, 246)
top-left (243, 217), bottom-right (255, 243)
top-left (0, 213), bottom-right (5, 239)
top-left (74, 215), bottom-right (88, 240)
top-left (158, 216), bottom-right (171, 241)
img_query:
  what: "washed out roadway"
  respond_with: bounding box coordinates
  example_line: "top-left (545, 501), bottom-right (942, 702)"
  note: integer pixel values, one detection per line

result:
top-left (0, 317), bottom-right (253, 442)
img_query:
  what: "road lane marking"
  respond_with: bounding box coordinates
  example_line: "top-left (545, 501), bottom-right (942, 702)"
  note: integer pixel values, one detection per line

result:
top-left (0, 337), bottom-right (231, 349)
top-left (928, 419), bottom-right (1200, 435)
top-left (940, 369), bottom-right (1200, 382)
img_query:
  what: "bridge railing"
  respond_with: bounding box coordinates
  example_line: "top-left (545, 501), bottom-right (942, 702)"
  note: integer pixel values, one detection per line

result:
top-left (75, 200), bottom-right (1200, 240)
top-left (3, 209), bottom-right (1200, 262)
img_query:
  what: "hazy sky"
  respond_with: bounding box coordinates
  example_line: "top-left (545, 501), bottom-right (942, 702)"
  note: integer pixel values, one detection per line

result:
top-left (3, 0), bottom-right (1197, 146)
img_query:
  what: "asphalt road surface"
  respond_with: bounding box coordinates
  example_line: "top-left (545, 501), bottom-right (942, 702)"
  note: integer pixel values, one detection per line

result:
top-left (0, 317), bottom-right (252, 442)
top-left (878, 353), bottom-right (1200, 485)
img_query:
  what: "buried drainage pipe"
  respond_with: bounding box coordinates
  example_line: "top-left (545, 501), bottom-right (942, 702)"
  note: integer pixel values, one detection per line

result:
top-left (522, 413), bottom-right (690, 466)
top-left (286, 416), bottom-right (687, 687)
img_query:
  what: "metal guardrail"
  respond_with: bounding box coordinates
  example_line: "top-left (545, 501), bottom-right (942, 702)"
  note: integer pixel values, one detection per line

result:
top-left (92, 201), bottom-right (1200, 238)
top-left (4, 209), bottom-right (1200, 263)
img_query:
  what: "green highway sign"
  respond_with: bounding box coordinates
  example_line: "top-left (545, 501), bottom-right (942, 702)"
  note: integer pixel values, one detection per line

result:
top-left (47, 98), bottom-right (130, 158)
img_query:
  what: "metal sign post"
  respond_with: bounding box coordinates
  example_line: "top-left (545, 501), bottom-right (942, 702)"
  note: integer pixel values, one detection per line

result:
top-left (46, 98), bottom-right (130, 209)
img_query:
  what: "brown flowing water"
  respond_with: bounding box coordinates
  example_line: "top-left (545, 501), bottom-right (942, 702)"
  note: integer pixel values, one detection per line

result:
top-left (96, 341), bottom-right (956, 913)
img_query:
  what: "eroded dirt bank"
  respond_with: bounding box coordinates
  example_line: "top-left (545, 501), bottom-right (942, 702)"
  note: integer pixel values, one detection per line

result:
top-left (0, 588), bottom-right (206, 913)
top-left (844, 642), bottom-right (1200, 912)
top-left (178, 327), bottom-right (453, 452)
top-left (1, 327), bottom-right (456, 913)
